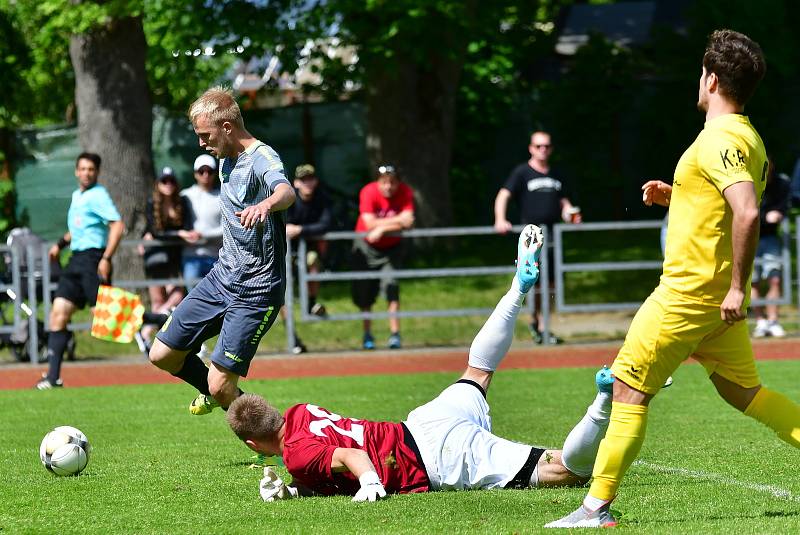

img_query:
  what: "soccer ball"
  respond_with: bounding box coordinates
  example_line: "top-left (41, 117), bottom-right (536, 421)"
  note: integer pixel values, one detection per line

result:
top-left (40, 426), bottom-right (91, 476)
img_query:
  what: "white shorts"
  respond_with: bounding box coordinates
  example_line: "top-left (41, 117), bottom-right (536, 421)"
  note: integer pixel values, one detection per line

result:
top-left (403, 382), bottom-right (533, 490)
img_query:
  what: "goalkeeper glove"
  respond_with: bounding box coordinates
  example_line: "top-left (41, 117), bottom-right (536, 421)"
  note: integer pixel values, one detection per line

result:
top-left (352, 471), bottom-right (387, 502)
top-left (259, 466), bottom-right (299, 502)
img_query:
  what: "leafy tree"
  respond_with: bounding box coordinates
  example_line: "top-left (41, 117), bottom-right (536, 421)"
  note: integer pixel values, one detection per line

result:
top-left (4, 0), bottom-right (565, 231)
top-left (0, 0), bottom-right (154, 276)
top-left (0, 6), bottom-right (32, 233)
top-left (6, 0), bottom-right (800, 236)
top-left (0, 0), bottom-right (278, 273)
top-left (260, 0), bottom-right (570, 227)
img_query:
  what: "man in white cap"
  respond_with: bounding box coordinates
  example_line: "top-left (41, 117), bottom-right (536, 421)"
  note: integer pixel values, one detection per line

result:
top-left (181, 154), bottom-right (223, 290)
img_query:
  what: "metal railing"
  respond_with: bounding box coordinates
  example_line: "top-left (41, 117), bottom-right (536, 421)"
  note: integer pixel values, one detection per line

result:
top-left (553, 220), bottom-right (665, 312)
top-left (5, 217), bottom-right (799, 362)
top-left (553, 218), bottom-right (792, 312)
top-left (285, 225), bottom-right (547, 352)
top-left (0, 244), bottom-right (24, 336)
top-left (37, 238), bottom-right (194, 364)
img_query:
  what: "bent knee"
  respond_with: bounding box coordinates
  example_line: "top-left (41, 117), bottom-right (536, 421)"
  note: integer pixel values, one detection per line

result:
top-left (535, 450), bottom-right (588, 488)
top-left (148, 338), bottom-right (185, 371)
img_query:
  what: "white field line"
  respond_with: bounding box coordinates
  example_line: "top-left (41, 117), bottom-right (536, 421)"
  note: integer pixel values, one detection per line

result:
top-left (634, 460), bottom-right (800, 503)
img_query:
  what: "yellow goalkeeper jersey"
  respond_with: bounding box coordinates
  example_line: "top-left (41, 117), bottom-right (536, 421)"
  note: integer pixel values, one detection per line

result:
top-left (660, 113), bottom-right (767, 305)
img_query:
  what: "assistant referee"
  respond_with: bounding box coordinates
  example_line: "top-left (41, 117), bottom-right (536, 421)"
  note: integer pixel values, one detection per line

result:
top-left (36, 152), bottom-right (124, 390)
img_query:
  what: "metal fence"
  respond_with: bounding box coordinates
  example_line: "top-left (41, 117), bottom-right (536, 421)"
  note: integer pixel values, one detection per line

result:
top-left (0, 244), bottom-right (23, 336)
top-left (285, 226), bottom-right (546, 352)
top-left (3, 218), bottom-right (798, 363)
top-left (553, 218), bottom-right (793, 313)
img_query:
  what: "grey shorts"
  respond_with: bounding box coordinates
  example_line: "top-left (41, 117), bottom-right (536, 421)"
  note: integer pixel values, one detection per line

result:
top-left (350, 239), bottom-right (406, 308)
top-left (752, 235), bottom-right (783, 282)
top-left (155, 272), bottom-right (280, 377)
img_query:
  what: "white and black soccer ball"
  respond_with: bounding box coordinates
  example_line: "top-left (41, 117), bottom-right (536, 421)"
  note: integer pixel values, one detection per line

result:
top-left (40, 426), bottom-right (91, 476)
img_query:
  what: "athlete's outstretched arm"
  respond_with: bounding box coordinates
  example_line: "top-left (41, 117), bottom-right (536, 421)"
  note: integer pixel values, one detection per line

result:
top-left (237, 182), bottom-right (296, 228)
top-left (722, 181), bottom-right (760, 323)
top-left (331, 447), bottom-right (376, 476)
top-left (331, 448), bottom-right (388, 502)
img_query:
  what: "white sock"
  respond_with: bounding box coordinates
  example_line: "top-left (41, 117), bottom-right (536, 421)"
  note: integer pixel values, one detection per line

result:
top-left (528, 464), bottom-right (540, 488)
top-left (583, 493), bottom-right (608, 511)
top-left (467, 280), bottom-right (526, 372)
top-left (561, 391), bottom-right (612, 478)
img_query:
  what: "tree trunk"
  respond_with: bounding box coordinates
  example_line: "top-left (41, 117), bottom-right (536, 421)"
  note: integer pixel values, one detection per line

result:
top-left (364, 55), bottom-right (465, 228)
top-left (69, 15), bottom-right (153, 280)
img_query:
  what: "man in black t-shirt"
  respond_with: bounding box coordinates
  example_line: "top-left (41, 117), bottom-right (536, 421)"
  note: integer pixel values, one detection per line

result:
top-left (493, 131), bottom-right (581, 344)
top-left (283, 164), bottom-right (334, 353)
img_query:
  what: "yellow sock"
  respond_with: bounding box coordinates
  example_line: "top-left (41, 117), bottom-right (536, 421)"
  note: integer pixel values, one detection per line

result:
top-left (744, 387), bottom-right (800, 448)
top-left (588, 401), bottom-right (648, 501)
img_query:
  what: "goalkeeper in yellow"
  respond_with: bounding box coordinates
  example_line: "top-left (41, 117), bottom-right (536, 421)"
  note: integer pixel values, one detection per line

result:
top-left (547, 29), bottom-right (800, 528)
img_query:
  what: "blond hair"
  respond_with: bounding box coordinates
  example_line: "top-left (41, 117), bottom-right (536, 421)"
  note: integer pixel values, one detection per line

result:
top-left (227, 394), bottom-right (284, 442)
top-left (188, 86), bottom-right (245, 129)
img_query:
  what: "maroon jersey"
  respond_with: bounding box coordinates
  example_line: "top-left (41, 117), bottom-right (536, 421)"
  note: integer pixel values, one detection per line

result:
top-left (282, 403), bottom-right (429, 495)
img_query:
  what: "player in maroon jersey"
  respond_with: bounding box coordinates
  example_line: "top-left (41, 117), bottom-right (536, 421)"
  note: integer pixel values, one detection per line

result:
top-left (228, 226), bottom-right (613, 501)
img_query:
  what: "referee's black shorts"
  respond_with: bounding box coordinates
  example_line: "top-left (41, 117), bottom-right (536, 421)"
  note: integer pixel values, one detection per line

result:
top-left (54, 248), bottom-right (107, 309)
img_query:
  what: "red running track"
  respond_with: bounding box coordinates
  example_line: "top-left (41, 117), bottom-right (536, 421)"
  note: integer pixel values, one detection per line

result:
top-left (2, 338), bottom-right (798, 391)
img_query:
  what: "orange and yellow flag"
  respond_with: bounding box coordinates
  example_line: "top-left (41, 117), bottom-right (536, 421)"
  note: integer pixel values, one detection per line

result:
top-left (91, 285), bottom-right (145, 344)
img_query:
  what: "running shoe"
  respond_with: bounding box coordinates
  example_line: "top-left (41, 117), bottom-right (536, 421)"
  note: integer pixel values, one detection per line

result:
top-left (189, 393), bottom-right (220, 415)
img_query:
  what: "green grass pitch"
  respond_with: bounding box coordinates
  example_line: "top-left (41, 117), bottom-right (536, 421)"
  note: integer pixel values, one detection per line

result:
top-left (2, 361), bottom-right (800, 533)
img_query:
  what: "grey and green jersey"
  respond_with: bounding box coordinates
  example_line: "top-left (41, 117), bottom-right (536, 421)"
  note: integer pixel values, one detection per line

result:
top-left (210, 140), bottom-right (291, 302)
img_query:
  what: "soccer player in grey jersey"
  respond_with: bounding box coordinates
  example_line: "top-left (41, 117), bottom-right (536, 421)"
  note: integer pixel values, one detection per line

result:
top-left (149, 87), bottom-right (296, 416)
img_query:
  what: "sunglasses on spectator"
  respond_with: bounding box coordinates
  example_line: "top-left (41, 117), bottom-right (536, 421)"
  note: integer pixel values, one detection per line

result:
top-left (158, 177), bottom-right (177, 185)
top-left (377, 165), bottom-right (396, 175)
top-left (195, 167), bottom-right (215, 175)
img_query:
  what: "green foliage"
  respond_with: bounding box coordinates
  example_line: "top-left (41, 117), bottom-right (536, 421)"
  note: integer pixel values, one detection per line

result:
top-left (0, 5), bottom-right (33, 128)
top-left (4, 0), bottom-right (800, 228)
top-left (0, 177), bottom-right (14, 234)
top-left (2, 362), bottom-right (800, 532)
top-left (0, 0), bottom-right (147, 125)
top-left (449, 0), bottom-right (800, 224)
top-left (143, 0), bottom-right (286, 110)
top-left (0, 0), bottom-right (285, 119)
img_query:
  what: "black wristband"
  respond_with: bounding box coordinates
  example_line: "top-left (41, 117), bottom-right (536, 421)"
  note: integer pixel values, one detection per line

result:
top-left (57, 238), bottom-right (69, 249)
top-left (101, 256), bottom-right (112, 262)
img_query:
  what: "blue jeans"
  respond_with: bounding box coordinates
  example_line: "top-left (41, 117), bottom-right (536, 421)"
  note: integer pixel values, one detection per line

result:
top-left (182, 256), bottom-right (217, 291)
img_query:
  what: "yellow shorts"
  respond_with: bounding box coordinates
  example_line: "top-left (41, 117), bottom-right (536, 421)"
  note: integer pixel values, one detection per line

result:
top-left (612, 285), bottom-right (761, 395)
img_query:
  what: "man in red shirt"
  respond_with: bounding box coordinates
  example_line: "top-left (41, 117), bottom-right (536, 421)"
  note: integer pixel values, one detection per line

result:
top-left (351, 165), bottom-right (415, 350)
top-left (228, 226), bottom-right (613, 501)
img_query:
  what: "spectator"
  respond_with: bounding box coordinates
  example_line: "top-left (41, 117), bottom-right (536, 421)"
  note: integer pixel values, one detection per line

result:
top-left (139, 167), bottom-right (199, 340)
top-left (283, 164), bottom-right (334, 354)
top-left (351, 165), bottom-right (414, 350)
top-left (493, 130), bottom-right (581, 344)
top-left (752, 159), bottom-right (790, 338)
top-left (181, 154), bottom-right (223, 290)
top-left (36, 152), bottom-right (125, 390)
top-left (789, 155), bottom-right (800, 207)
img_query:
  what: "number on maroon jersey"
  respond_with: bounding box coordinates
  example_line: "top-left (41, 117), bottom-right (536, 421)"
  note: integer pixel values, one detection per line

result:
top-left (305, 404), bottom-right (365, 446)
